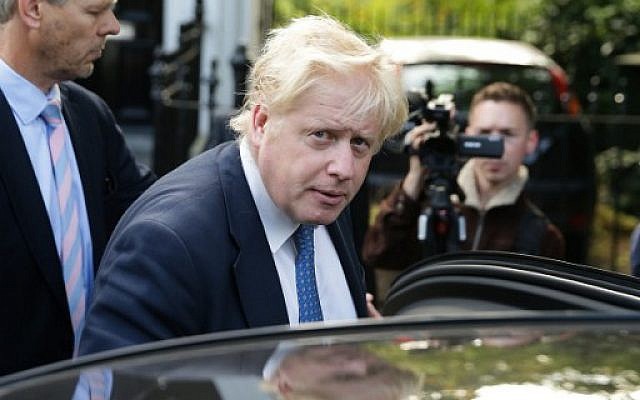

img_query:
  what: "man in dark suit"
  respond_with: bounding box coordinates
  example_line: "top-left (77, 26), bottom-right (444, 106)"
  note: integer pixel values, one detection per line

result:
top-left (0, 0), bottom-right (155, 375)
top-left (79, 15), bottom-right (408, 355)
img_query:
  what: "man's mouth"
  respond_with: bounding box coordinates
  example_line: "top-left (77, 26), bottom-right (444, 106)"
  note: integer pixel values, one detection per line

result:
top-left (87, 49), bottom-right (103, 61)
top-left (91, 44), bottom-right (106, 57)
top-left (314, 188), bottom-right (347, 206)
top-left (482, 160), bottom-right (503, 170)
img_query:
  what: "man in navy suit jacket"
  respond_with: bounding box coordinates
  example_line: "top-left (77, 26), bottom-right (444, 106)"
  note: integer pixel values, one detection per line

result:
top-left (79, 15), bottom-right (408, 354)
top-left (0, 0), bottom-right (155, 375)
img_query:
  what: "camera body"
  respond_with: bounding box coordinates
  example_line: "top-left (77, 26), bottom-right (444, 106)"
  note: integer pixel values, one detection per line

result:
top-left (405, 84), bottom-right (503, 173)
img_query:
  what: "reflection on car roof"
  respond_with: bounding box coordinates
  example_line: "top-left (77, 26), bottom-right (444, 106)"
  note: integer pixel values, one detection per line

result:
top-left (380, 36), bottom-right (557, 67)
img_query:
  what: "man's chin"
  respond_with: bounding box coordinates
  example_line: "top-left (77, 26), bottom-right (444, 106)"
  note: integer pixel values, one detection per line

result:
top-left (55, 65), bottom-right (94, 82)
top-left (300, 216), bottom-right (339, 226)
top-left (486, 174), bottom-right (512, 187)
top-left (78, 64), bottom-right (95, 79)
top-left (296, 209), bottom-right (344, 226)
top-left (479, 167), bottom-right (506, 181)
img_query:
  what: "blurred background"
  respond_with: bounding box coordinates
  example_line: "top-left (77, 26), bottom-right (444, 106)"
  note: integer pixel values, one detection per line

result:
top-left (81, 0), bottom-right (640, 273)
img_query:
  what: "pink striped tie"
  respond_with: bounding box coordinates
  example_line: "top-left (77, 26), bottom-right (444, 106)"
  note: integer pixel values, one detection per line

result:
top-left (41, 99), bottom-right (86, 342)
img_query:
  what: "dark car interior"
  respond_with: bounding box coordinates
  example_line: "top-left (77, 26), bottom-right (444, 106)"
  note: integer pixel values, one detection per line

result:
top-left (382, 251), bottom-right (640, 316)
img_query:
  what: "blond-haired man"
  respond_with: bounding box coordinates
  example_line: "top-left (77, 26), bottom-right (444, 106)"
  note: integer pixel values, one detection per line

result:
top-left (79, 15), bottom-right (407, 354)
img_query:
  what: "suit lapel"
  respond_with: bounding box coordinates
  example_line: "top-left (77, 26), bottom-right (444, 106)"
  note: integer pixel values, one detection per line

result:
top-left (327, 218), bottom-right (368, 318)
top-left (0, 89), bottom-right (68, 311)
top-left (218, 143), bottom-right (289, 328)
top-left (215, 142), bottom-right (367, 323)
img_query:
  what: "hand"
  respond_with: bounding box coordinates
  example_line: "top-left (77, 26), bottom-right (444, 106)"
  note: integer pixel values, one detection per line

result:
top-left (366, 293), bottom-right (382, 319)
top-left (402, 120), bottom-right (435, 200)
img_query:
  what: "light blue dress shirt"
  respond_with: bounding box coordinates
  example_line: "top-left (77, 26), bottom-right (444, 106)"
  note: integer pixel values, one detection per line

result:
top-left (0, 59), bottom-right (95, 306)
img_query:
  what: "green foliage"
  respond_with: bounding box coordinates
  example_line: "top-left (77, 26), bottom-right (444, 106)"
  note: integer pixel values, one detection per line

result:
top-left (367, 332), bottom-right (640, 397)
top-left (273, 0), bottom-right (539, 39)
top-left (522, 0), bottom-right (640, 113)
top-left (273, 0), bottom-right (640, 114)
top-left (595, 147), bottom-right (640, 214)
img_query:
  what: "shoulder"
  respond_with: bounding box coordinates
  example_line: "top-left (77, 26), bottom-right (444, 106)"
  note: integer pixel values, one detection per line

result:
top-left (165, 141), bottom-right (240, 183)
top-left (509, 195), bottom-right (563, 256)
top-left (521, 197), bottom-right (565, 258)
top-left (519, 196), bottom-right (545, 218)
top-left (59, 81), bottom-right (106, 106)
top-left (59, 81), bottom-right (115, 124)
top-left (102, 145), bottom-right (247, 275)
top-left (121, 142), bottom-right (241, 227)
top-left (520, 197), bottom-right (558, 234)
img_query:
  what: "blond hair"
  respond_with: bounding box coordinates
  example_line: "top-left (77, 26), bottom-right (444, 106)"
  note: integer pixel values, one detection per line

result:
top-left (229, 15), bottom-right (407, 150)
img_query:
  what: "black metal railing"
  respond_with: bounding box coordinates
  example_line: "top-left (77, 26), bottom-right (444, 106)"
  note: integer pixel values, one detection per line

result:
top-left (149, 1), bottom-right (203, 176)
top-left (149, 1), bottom-right (251, 176)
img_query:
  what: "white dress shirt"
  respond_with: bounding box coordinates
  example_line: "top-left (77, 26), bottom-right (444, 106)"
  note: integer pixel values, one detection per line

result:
top-left (239, 138), bottom-right (357, 325)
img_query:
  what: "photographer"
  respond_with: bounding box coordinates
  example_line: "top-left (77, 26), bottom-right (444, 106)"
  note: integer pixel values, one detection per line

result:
top-left (362, 82), bottom-right (565, 276)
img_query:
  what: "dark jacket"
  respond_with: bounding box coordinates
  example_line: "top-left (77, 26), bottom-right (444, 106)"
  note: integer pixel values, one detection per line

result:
top-left (362, 162), bottom-right (565, 270)
top-left (79, 141), bottom-right (368, 356)
top-left (0, 82), bottom-right (155, 375)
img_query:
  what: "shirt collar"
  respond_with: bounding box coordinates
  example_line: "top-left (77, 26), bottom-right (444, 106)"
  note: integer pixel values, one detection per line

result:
top-left (240, 138), bottom-right (299, 253)
top-left (457, 158), bottom-right (528, 210)
top-left (0, 58), bottom-right (60, 125)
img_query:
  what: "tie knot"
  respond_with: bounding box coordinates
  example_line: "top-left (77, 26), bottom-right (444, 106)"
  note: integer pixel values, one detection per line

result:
top-left (294, 224), bottom-right (314, 250)
top-left (41, 99), bottom-right (63, 126)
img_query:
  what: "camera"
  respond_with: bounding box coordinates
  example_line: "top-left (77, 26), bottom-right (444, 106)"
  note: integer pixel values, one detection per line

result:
top-left (402, 81), bottom-right (504, 172)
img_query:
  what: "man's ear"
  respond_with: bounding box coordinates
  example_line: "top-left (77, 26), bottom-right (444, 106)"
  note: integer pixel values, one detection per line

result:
top-left (526, 129), bottom-right (539, 155)
top-left (16, 0), bottom-right (43, 29)
top-left (249, 104), bottom-right (269, 146)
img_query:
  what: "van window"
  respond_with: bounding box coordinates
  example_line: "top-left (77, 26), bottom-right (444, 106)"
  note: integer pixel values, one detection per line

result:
top-left (401, 63), bottom-right (560, 114)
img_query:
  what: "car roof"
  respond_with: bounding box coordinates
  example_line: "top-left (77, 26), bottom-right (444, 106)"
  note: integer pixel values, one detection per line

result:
top-left (380, 36), bottom-right (558, 68)
top-left (615, 52), bottom-right (640, 66)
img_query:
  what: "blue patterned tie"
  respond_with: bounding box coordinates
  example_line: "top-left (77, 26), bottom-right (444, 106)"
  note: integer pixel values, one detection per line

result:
top-left (294, 225), bottom-right (323, 322)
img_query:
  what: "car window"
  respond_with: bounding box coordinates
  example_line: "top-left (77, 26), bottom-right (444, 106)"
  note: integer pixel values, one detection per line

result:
top-left (401, 63), bottom-right (560, 114)
top-left (2, 317), bottom-right (640, 400)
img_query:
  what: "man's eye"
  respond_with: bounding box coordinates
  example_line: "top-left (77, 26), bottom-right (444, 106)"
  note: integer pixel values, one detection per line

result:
top-left (88, 8), bottom-right (108, 16)
top-left (313, 131), bottom-right (329, 139)
top-left (351, 137), bottom-right (372, 154)
top-left (352, 137), bottom-right (366, 146)
top-left (330, 372), bottom-right (361, 381)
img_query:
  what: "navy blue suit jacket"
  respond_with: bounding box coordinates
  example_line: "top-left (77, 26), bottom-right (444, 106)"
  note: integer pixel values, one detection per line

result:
top-left (80, 141), bottom-right (368, 355)
top-left (0, 82), bottom-right (155, 375)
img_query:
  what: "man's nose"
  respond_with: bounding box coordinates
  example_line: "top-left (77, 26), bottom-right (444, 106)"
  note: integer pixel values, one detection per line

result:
top-left (99, 10), bottom-right (121, 36)
top-left (326, 143), bottom-right (355, 180)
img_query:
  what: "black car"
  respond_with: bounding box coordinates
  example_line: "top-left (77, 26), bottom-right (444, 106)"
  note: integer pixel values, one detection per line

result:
top-left (1, 317), bottom-right (640, 399)
top-left (356, 37), bottom-right (597, 264)
top-left (1, 252), bottom-right (640, 399)
top-left (4, 314), bottom-right (640, 399)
